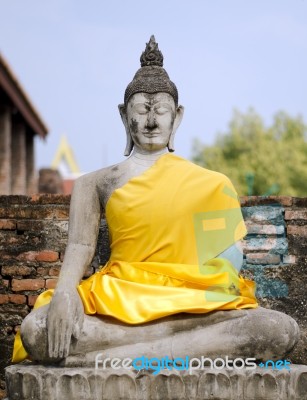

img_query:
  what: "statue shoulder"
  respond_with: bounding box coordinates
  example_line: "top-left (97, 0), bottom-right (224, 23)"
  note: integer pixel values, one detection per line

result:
top-left (72, 163), bottom-right (125, 207)
top-left (187, 160), bottom-right (234, 185)
top-left (187, 160), bottom-right (238, 195)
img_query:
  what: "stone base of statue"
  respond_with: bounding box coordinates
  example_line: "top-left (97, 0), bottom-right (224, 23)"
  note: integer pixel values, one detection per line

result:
top-left (5, 363), bottom-right (307, 400)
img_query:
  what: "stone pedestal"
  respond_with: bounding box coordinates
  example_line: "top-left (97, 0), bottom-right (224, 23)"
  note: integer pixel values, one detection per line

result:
top-left (5, 364), bottom-right (307, 400)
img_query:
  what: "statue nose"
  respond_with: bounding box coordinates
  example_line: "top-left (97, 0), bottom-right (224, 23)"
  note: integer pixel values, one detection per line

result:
top-left (146, 111), bottom-right (157, 129)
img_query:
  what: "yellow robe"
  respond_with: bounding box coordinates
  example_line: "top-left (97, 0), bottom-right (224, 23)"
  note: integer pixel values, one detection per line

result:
top-left (12, 154), bottom-right (257, 362)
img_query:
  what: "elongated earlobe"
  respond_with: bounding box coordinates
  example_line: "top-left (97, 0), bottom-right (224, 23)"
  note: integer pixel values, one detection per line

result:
top-left (167, 134), bottom-right (175, 152)
top-left (168, 105), bottom-right (184, 152)
top-left (124, 133), bottom-right (134, 156)
top-left (118, 103), bottom-right (134, 156)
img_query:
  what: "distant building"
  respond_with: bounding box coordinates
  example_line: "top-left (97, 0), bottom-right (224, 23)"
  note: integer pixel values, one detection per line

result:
top-left (48, 135), bottom-right (82, 195)
top-left (0, 52), bottom-right (48, 195)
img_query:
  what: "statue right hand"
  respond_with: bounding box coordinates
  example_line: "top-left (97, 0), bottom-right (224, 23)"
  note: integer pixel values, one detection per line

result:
top-left (47, 287), bottom-right (84, 359)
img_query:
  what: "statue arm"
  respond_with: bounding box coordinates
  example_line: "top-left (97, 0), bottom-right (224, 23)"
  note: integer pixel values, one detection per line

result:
top-left (56, 175), bottom-right (102, 290)
top-left (47, 175), bottom-right (102, 359)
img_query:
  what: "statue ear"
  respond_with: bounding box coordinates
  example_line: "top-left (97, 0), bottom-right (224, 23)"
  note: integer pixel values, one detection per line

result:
top-left (168, 105), bottom-right (184, 152)
top-left (118, 103), bottom-right (134, 156)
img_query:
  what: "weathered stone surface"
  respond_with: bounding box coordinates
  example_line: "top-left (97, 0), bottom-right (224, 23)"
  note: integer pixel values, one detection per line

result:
top-left (95, 219), bottom-right (111, 267)
top-left (283, 255), bottom-right (296, 264)
top-left (242, 205), bottom-right (285, 225)
top-left (245, 223), bottom-right (285, 235)
top-left (242, 237), bottom-right (288, 254)
top-left (5, 364), bottom-right (307, 400)
top-left (257, 257), bottom-right (307, 365)
top-left (292, 197), bottom-right (307, 207)
top-left (288, 234), bottom-right (307, 255)
top-left (0, 304), bottom-right (29, 319)
top-left (0, 336), bottom-right (14, 396)
top-left (1, 265), bottom-right (34, 277)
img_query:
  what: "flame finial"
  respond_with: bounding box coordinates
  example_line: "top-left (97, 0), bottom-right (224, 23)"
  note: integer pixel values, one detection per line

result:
top-left (140, 35), bottom-right (164, 67)
top-left (124, 35), bottom-right (178, 107)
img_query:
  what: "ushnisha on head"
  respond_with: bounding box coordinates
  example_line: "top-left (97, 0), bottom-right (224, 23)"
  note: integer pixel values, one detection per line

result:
top-left (119, 35), bottom-right (184, 155)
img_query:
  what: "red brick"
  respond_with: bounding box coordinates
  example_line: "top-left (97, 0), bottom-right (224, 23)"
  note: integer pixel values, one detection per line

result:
top-left (16, 250), bottom-right (59, 262)
top-left (285, 210), bottom-right (307, 220)
top-left (16, 251), bottom-right (37, 261)
top-left (12, 278), bottom-right (45, 291)
top-left (0, 219), bottom-right (16, 230)
top-left (28, 295), bottom-right (38, 306)
top-left (278, 197), bottom-right (293, 207)
top-left (287, 225), bottom-right (307, 236)
top-left (30, 193), bottom-right (71, 205)
top-left (37, 267), bottom-right (49, 276)
top-left (30, 194), bottom-right (42, 203)
top-left (2, 265), bottom-right (33, 276)
top-left (49, 267), bottom-right (60, 276)
top-left (35, 250), bottom-right (59, 262)
top-left (0, 294), bottom-right (9, 304)
top-left (8, 294), bottom-right (26, 304)
top-left (240, 196), bottom-right (293, 207)
top-left (0, 205), bottom-right (69, 220)
top-left (46, 278), bottom-right (58, 289)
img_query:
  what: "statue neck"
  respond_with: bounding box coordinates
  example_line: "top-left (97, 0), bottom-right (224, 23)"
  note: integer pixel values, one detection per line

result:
top-left (129, 148), bottom-right (168, 167)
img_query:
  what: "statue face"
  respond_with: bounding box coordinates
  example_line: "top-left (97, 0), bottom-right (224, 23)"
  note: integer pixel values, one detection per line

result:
top-left (126, 92), bottom-right (176, 152)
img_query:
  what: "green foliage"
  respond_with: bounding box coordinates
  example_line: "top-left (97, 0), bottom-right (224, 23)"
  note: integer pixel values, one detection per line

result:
top-left (191, 109), bottom-right (307, 196)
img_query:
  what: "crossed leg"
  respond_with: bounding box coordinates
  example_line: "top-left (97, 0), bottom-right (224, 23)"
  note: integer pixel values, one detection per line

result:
top-left (20, 305), bottom-right (299, 366)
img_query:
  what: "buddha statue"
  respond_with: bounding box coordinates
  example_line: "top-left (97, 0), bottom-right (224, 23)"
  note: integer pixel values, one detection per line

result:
top-left (13, 36), bottom-right (299, 367)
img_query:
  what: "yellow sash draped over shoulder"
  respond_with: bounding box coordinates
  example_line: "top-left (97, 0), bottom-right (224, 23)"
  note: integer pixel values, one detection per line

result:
top-left (12, 154), bottom-right (257, 362)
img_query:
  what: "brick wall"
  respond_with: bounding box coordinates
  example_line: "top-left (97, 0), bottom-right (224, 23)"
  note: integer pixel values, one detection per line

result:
top-left (239, 196), bottom-right (307, 371)
top-left (0, 195), bottom-right (306, 398)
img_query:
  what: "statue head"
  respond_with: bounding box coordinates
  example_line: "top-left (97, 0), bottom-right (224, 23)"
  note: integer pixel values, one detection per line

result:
top-left (119, 36), bottom-right (184, 155)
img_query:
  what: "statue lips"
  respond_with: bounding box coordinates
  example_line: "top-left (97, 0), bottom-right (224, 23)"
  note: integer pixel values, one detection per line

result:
top-left (143, 130), bottom-right (160, 137)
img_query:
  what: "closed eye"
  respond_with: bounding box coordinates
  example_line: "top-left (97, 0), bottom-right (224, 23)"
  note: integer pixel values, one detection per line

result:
top-left (133, 104), bottom-right (148, 115)
top-left (154, 106), bottom-right (169, 115)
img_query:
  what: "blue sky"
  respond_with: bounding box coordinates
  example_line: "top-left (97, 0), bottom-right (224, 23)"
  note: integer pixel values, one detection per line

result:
top-left (0, 0), bottom-right (306, 173)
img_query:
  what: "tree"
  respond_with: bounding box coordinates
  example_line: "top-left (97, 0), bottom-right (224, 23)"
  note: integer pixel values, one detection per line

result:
top-left (191, 109), bottom-right (307, 196)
